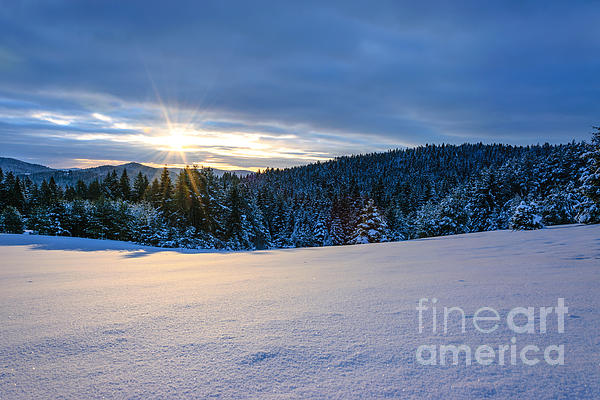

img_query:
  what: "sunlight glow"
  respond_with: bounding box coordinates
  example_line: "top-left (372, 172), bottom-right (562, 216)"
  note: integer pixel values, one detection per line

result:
top-left (26, 93), bottom-right (337, 171)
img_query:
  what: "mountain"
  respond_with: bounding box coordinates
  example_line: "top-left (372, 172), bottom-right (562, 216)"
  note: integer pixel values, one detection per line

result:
top-left (0, 157), bottom-right (253, 185)
top-left (0, 157), bottom-right (54, 175)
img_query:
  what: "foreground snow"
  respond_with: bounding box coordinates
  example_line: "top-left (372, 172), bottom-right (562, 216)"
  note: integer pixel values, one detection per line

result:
top-left (0, 225), bottom-right (599, 399)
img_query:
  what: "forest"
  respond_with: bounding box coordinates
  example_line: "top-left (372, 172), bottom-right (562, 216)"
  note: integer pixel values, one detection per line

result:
top-left (0, 129), bottom-right (599, 250)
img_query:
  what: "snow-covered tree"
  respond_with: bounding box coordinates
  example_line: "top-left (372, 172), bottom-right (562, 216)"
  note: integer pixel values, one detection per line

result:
top-left (351, 199), bottom-right (389, 244)
top-left (291, 212), bottom-right (314, 247)
top-left (435, 192), bottom-right (469, 236)
top-left (412, 202), bottom-right (439, 239)
top-left (27, 203), bottom-right (70, 236)
top-left (577, 128), bottom-right (600, 223)
top-left (540, 188), bottom-right (579, 226)
top-left (510, 201), bottom-right (544, 230)
top-left (313, 212), bottom-right (329, 246)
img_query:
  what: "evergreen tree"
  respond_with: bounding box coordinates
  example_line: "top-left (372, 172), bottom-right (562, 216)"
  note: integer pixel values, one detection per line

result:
top-left (102, 171), bottom-right (119, 199)
top-left (64, 200), bottom-right (90, 237)
top-left (86, 199), bottom-right (121, 239)
top-left (0, 206), bottom-right (24, 234)
top-left (75, 180), bottom-right (88, 199)
top-left (540, 189), bottom-right (578, 226)
top-left (224, 183), bottom-right (253, 249)
top-left (87, 179), bottom-right (102, 201)
top-left (132, 172), bottom-right (149, 202)
top-left (435, 192), bottom-right (469, 236)
top-left (39, 180), bottom-right (53, 206)
top-left (313, 211), bottom-right (329, 246)
top-left (64, 185), bottom-right (76, 201)
top-left (291, 211), bottom-right (314, 247)
top-left (48, 177), bottom-right (62, 201)
top-left (385, 204), bottom-right (407, 241)
top-left (248, 194), bottom-right (271, 249)
top-left (173, 167), bottom-right (212, 232)
top-left (509, 201), bottom-right (544, 230)
top-left (0, 168), bottom-right (6, 210)
top-left (146, 178), bottom-right (161, 205)
top-left (270, 196), bottom-right (292, 247)
top-left (351, 199), bottom-right (389, 244)
top-left (578, 127), bottom-right (600, 223)
top-left (27, 203), bottom-right (69, 236)
top-left (6, 175), bottom-right (25, 212)
top-left (159, 167), bottom-right (173, 214)
top-left (413, 202), bottom-right (439, 238)
top-left (119, 169), bottom-right (131, 201)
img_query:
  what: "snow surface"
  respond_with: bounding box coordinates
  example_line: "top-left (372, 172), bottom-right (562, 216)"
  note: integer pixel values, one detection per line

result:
top-left (0, 225), bottom-right (599, 399)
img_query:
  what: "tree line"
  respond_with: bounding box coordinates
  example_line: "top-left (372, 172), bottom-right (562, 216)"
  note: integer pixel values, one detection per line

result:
top-left (0, 129), bottom-right (599, 249)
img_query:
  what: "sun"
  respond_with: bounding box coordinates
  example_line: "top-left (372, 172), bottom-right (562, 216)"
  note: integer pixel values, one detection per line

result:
top-left (167, 132), bottom-right (191, 152)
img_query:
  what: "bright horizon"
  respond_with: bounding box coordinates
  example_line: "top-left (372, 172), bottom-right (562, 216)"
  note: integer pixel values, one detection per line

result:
top-left (7, 135), bottom-right (594, 173)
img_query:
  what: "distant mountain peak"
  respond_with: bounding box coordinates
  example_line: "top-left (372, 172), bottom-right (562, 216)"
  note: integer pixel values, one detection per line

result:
top-left (0, 156), bottom-right (253, 185)
top-left (0, 157), bottom-right (54, 174)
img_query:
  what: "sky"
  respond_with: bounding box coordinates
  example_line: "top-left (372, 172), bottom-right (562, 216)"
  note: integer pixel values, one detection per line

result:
top-left (1, 1), bottom-right (599, 171)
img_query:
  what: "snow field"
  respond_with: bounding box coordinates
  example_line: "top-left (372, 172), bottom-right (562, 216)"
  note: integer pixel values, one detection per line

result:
top-left (0, 224), bottom-right (599, 398)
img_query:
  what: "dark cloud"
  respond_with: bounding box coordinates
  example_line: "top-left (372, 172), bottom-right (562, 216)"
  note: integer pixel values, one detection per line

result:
top-left (0, 1), bottom-right (599, 168)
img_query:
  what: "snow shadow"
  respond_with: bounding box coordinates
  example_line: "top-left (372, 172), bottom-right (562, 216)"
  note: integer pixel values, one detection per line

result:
top-left (0, 233), bottom-right (218, 258)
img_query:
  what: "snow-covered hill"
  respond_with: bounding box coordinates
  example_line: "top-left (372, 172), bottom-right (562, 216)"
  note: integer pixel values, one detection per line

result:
top-left (0, 225), bottom-right (599, 399)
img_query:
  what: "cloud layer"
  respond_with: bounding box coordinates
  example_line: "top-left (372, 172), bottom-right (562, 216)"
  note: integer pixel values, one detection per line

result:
top-left (1, 1), bottom-right (599, 169)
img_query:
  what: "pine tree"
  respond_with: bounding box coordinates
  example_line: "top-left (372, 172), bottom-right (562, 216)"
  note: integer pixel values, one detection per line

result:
top-left (75, 180), bottom-right (88, 199)
top-left (159, 167), bottom-right (173, 214)
top-left (313, 211), bottom-right (329, 246)
top-left (329, 196), bottom-right (346, 245)
top-left (578, 127), bottom-right (600, 223)
top-left (64, 200), bottom-right (89, 237)
top-left (468, 170), bottom-right (500, 232)
top-left (435, 192), bottom-right (469, 236)
top-left (87, 179), bottom-right (102, 201)
top-left (248, 195), bottom-right (271, 249)
top-left (119, 169), bottom-right (131, 201)
top-left (48, 177), bottom-right (62, 201)
top-left (203, 169), bottom-right (226, 241)
top-left (270, 196), bottom-right (292, 247)
top-left (291, 211), bottom-right (314, 247)
top-left (351, 199), bottom-right (389, 244)
top-left (385, 204), bottom-right (407, 241)
top-left (0, 206), bottom-right (24, 234)
top-left (27, 203), bottom-right (68, 236)
top-left (7, 176), bottom-right (25, 212)
top-left (413, 202), bottom-right (439, 238)
top-left (40, 180), bottom-right (53, 206)
top-left (145, 178), bottom-right (161, 205)
top-left (173, 167), bottom-right (211, 232)
top-left (540, 188), bottom-right (578, 226)
top-left (509, 201), bottom-right (544, 230)
top-left (132, 172), bottom-right (149, 202)
top-left (102, 171), bottom-right (119, 199)
top-left (224, 183), bottom-right (253, 249)
top-left (0, 168), bottom-right (6, 211)
top-left (64, 185), bottom-right (76, 201)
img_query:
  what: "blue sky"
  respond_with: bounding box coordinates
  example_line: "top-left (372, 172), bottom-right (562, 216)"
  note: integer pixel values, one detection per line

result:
top-left (1, 1), bottom-right (599, 170)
